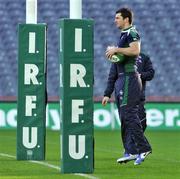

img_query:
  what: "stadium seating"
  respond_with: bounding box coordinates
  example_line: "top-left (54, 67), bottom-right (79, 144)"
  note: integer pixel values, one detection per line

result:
top-left (0, 0), bottom-right (179, 98)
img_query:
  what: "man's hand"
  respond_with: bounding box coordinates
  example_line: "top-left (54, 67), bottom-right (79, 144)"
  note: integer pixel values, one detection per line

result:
top-left (102, 96), bottom-right (110, 106)
top-left (105, 46), bottom-right (118, 59)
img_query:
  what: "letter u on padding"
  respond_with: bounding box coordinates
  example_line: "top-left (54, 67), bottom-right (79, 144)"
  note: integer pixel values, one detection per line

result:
top-left (69, 135), bottom-right (85, 159)
top-left (22, 127), bottom-right (38, 149)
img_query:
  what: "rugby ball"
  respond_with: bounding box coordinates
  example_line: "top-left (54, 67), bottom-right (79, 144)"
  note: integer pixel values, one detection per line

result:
top-left (108, 53), bottom-right (124, 63)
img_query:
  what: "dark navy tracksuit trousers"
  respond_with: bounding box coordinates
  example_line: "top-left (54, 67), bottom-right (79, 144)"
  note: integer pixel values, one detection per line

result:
top-left (115, 72), bottom-right (151, 155)
top-left (138, 101), bottom-right (147, 132)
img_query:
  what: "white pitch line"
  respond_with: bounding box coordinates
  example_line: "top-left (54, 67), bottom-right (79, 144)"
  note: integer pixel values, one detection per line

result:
top-left (74, 173), bottom-right (98, 179)
top-left (30, 160), bottom-right (60, 170)
top-left (0, 153), bottom-right (15, 159)
top-left (0, 153), bottom-right (99, 179)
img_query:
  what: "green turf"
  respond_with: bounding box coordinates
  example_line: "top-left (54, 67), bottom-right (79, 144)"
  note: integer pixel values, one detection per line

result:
top-left (0, 130), bottom-right (180, 179)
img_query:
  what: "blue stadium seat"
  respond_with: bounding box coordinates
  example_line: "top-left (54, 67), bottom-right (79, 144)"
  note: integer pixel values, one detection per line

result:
top-left (0, 0), bottom-right (180, 98)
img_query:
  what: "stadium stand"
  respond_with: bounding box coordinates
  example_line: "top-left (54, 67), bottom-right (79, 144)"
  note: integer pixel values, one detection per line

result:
top-left (0, 0), bottom-right (179, 99)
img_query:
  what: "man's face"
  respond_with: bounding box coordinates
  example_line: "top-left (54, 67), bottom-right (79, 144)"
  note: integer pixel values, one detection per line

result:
top-left (114, 13), bottom-right (125, 29)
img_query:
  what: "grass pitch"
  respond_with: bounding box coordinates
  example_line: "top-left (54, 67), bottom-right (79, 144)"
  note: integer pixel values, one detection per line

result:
top-left (0, 130), bottom-right (180, 179)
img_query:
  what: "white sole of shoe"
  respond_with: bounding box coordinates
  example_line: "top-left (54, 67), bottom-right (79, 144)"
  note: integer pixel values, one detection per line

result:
top-left (117, 155), bottom-right (137, 164)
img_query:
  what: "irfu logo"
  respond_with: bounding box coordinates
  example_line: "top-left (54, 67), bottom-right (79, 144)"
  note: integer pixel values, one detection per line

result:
top-left (67, 28), bottom-right (89, 160)
top-left (59, 19), bottom-right (94, 173)
top-left (17, 24), bottom-right (46, 160)
top-left (22, 32), bottom-right (40, 149)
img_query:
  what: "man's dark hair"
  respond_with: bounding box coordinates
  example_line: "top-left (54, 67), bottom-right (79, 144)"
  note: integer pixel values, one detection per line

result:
top-left (116, 7), bottom-right (133, 24)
